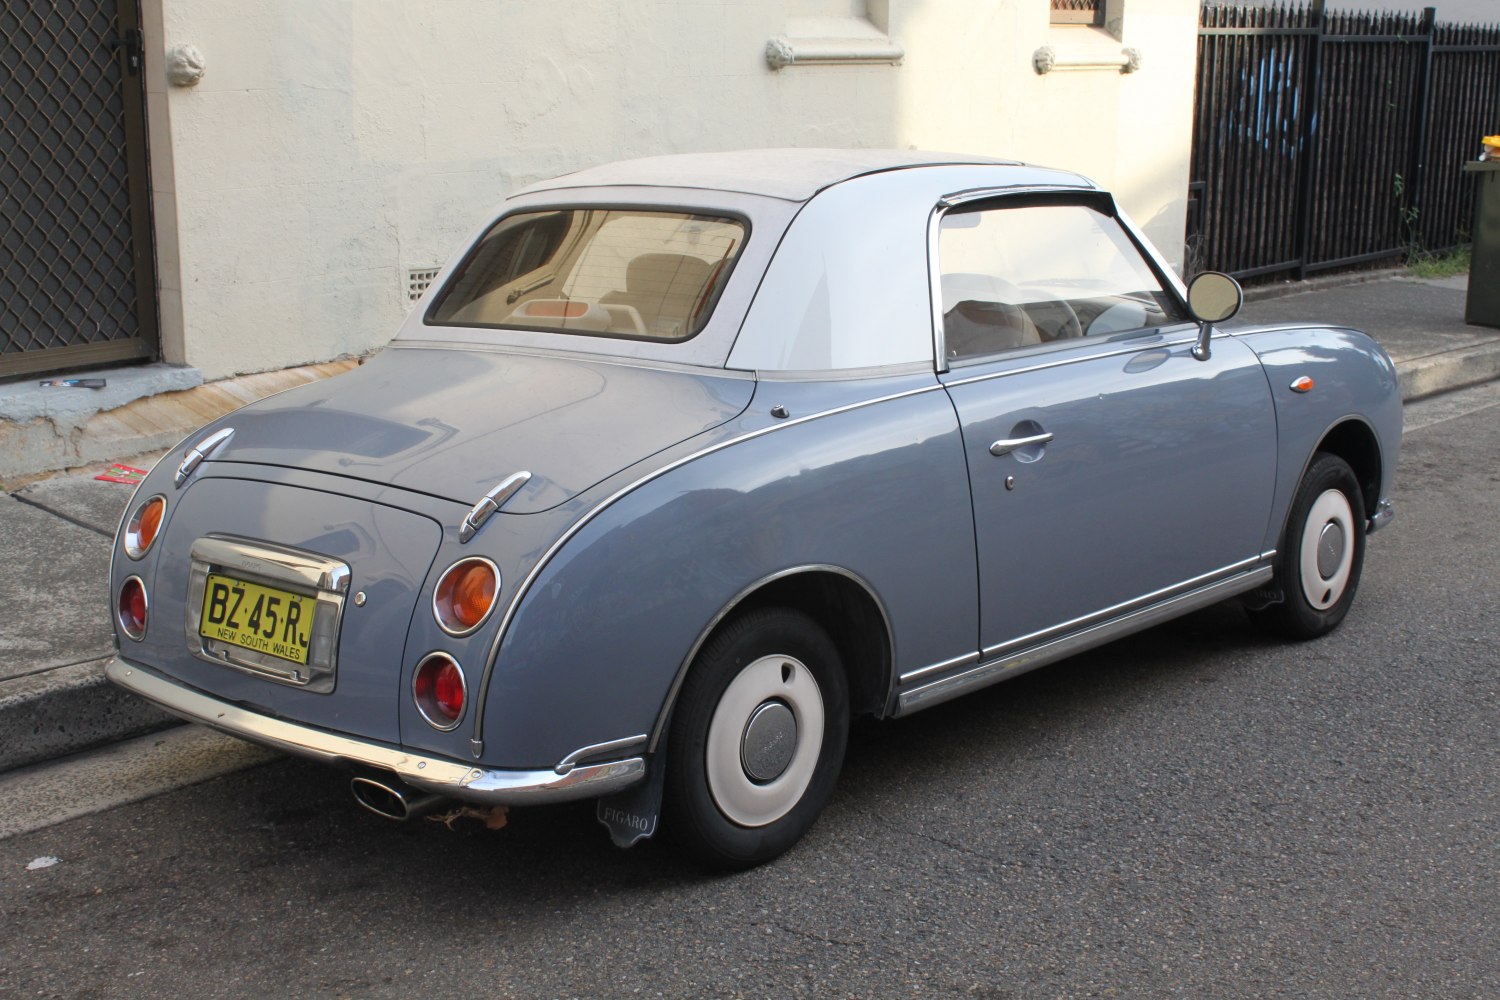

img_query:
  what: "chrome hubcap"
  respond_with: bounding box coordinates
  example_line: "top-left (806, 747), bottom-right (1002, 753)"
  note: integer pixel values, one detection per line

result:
top-left (741, 700), bottom-right (798, 782)
top-left (1299, 489), bottom-right (1355, 610)
top-left (705, 655), bottom-right (824, 828)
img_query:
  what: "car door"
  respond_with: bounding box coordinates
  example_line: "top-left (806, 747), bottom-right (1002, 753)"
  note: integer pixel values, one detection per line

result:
top-left (935, 194), bottom-right (1277, 658)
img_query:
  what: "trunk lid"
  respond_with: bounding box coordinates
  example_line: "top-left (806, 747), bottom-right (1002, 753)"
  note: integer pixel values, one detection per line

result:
top-left (206, 347), bottom-right (753, 514)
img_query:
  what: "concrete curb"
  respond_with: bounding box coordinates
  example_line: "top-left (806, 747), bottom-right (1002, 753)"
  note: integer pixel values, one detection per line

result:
top-left (0, 657), bottom-right (177, 774)
top-left (1397, 342), bottom-right (1500, 402)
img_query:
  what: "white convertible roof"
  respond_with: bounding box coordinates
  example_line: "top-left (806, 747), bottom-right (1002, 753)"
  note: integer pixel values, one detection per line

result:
top-left (514, 148), bottom-right (1029, 202)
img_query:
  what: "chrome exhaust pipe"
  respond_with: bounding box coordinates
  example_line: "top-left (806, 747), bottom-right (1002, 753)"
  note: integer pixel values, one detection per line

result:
top-left (350, 775), bottom-right (447, 821)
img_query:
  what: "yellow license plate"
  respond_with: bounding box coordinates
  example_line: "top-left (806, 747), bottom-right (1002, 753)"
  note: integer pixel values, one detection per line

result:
top-left (199, 573), bottom-right (316, 666)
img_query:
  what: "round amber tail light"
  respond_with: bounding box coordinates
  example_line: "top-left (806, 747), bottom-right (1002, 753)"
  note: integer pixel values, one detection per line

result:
top-left (124, 495), bottom-right (167, 559)
top-left (413, 653), bottom-right (466, 730)
top-left (118, 576), bottom-right (148, 640)
top-left (432, 558), bottom-right (499, 635)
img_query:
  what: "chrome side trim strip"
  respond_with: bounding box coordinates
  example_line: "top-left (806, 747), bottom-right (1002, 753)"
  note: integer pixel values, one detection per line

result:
top-left (898, 650), bottom-right (980, 685)
top-left (469, 380), bottom-right (944, 756)
top-left (979, 552), bottom-right (1274, 660)
top-left (106, 657), bottom-right (645, 805)
top-left (896, 565), bottom-right (1273, 716)
top-left (554, 734), bottom-right (648, 775)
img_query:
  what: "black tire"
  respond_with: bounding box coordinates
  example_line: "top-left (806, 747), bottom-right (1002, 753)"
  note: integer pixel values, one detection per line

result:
top-left (1249, 452), bottom-right (1367, 639)
top-left (664, 607), bottom-right (849, 870)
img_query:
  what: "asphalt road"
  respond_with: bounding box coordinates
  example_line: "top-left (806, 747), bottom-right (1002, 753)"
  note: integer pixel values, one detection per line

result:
top-left (3, 387), bottom-right (1498, 999)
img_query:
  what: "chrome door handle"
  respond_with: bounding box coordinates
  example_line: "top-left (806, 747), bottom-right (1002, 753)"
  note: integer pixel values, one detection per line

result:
top-left (989, 432), bottom-right (1053, 457)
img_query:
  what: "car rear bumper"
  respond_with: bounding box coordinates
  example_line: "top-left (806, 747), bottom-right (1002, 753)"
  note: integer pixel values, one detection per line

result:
top-left (105, 656), bottom-right (646, 805)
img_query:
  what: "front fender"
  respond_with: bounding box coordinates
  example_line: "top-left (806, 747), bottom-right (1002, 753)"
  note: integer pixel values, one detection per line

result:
top-left (1238, 326), bottom-right (1402, 549)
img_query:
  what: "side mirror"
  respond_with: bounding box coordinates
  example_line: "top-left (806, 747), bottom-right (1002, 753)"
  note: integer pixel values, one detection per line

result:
top-left (1186, 271), bottom-right (1243, 361)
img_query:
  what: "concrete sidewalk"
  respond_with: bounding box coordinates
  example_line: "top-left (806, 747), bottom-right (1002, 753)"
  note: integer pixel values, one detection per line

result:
top-left (2, 271), bottom-right (1497, 776)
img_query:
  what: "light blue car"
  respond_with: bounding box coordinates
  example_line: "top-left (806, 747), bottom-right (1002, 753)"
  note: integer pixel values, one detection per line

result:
top-left (108, 150), bottom-right (1400, 868)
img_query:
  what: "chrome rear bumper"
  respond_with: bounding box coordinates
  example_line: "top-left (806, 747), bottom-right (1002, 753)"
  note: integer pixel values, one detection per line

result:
top-left (105, 656), bottom-right (645, 805)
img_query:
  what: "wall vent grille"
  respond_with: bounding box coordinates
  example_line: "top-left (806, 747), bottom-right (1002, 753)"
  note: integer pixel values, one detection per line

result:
top-left (407, 268), bottom-right (442, 302)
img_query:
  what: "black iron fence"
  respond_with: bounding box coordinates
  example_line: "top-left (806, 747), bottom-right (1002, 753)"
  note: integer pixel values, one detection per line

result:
top-left (1188, 2), bottom-right (1500, 281)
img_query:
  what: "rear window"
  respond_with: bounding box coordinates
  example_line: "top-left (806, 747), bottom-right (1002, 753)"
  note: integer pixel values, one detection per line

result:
top-left (428, 209), bottom-right (746, 342)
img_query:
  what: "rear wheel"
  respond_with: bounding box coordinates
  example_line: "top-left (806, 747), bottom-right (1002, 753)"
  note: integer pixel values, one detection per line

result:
top-left (1250, 452), bottom-right (1366, 639)
top-left (664, 607), bottom-right (848, 870)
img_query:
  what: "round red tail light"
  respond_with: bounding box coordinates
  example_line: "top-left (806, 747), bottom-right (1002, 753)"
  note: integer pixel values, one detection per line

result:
top-left (124, 495), bottom-right (167, 559)
top-left (432, 558), bottom-right (499, 635)
top-left (413, 653), bottom-right (466, 730)
top-left (118, 576), bottom-right (148, 640)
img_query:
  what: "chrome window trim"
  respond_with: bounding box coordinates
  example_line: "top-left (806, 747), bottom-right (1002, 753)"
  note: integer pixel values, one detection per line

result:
top-left (184, 535), bottom-right (351, 695)
top-left (424, 203), bottom-right (753, 346)
top-left (926, 201), bottom-right (950, 373)
top-left (106, 656), bottom-right (646, 805)
top-left (469, 383), bottom-right (939, 756)
top-left (940, 334), bottom-right (1200, 389)
top-left (896, 561), bottom-right (1276, 716)
top-left (394, 186), bottom-right (802, 372)
top-left (936, 182), bottom-right (1095, 210)
top-left (926, 187), bottom-right (1194, 374)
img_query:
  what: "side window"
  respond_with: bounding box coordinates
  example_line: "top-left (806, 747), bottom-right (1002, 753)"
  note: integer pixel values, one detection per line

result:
top-left (937, 202), bottom-right (1186, 363)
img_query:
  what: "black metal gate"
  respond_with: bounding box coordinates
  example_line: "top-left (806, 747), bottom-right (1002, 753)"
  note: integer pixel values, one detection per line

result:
top-left (0, 0), bottom-right (157, 378)
top-left (1188, 2), bottom-right (1500, 281)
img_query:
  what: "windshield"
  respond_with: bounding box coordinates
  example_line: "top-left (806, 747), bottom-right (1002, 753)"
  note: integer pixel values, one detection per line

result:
top-left (428, 209), bottom-right (746, 342)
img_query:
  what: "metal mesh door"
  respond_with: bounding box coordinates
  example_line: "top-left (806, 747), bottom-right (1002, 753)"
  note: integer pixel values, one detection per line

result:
top-left (1, 0), bottom-right (156, 378)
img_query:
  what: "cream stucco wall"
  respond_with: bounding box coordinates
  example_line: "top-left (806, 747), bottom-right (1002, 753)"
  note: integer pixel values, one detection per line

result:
top-left (143, 0), bottom-right (1200, 380)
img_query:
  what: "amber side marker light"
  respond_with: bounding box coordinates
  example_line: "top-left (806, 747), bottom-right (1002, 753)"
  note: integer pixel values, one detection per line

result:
top-left (118, 577), bottom-right (148, 640)
top-left (413, 653), bottom-right (466, 730)
top-left (124, 495), bottom-right (167, 559)
top-left (433, 558), bottom-right (499, 635)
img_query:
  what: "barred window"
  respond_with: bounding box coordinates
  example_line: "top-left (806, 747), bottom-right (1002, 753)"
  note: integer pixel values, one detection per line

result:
top-left (1051, 0), bottom-right (1104, 27)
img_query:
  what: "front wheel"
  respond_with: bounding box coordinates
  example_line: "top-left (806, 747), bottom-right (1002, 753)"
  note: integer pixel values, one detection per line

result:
top-left (664, 607), bottom-right (849, 870)
top-left (1249, 452), bottom-right (1367, 639)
